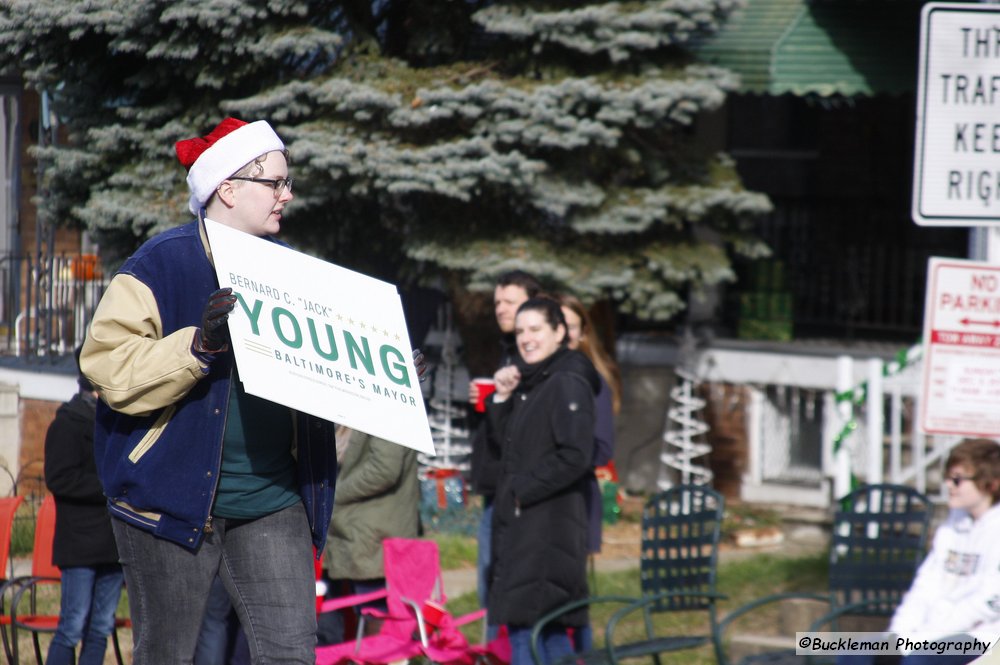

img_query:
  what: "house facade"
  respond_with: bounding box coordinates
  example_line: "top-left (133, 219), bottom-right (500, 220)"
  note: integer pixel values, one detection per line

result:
top-left (612, 0), bottom-right (967, 507)
top-left (0, 80), bottom-right (100, 497)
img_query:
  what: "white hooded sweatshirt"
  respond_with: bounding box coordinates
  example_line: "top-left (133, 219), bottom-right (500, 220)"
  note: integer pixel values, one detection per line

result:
top-left (890, 502), bottom-right (1000, 642)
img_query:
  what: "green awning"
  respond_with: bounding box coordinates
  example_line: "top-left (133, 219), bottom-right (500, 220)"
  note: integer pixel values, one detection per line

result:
top-left (696, 0), bottom-right (921, 96)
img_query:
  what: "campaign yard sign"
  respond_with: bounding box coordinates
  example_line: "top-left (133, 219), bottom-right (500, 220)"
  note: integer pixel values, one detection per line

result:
top-left (921, 257), bottom-right (1000, 436)
top-left (204, 218), bottom-right (435, 455)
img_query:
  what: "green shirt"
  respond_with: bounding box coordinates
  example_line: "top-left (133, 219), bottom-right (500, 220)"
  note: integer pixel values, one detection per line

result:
top-left (212, 371), bottom-right (299, 519)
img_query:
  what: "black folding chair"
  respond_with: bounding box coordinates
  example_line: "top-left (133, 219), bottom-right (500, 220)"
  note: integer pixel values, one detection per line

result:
top-left (715, 484), bottom-right (932, 665)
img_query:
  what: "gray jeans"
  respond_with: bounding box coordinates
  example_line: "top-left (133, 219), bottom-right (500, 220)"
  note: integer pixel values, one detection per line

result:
top-left (112, 502), bottom-right (317, 665)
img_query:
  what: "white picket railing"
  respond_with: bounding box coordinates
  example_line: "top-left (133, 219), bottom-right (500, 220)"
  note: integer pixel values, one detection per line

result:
top-left (674, 338), bottom-right (956, 507)
top-left (832, 350), bottom-right (959, 501)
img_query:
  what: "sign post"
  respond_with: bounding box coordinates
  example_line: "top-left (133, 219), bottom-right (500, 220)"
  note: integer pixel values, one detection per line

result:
top-left (913, 3), bottom-right (1000, 226)
top-left (921, 257), bottom-right (1000, 436)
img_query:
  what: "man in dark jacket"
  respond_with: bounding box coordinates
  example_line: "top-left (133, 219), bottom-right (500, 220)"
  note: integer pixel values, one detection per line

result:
top-left (467, 270), bottom-right (540, 638)
top-left (43, 348), bottom-right (124, 665)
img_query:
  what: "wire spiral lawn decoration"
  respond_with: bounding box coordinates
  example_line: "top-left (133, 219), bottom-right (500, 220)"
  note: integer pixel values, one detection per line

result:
top-left (418, 304), bottom-right (471, 472)
top-left (659, 368), bottom-right (713, 488)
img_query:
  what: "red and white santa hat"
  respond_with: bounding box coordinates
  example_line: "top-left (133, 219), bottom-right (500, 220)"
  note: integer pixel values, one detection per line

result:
top-left (175, 117), bottom-right (285, 215)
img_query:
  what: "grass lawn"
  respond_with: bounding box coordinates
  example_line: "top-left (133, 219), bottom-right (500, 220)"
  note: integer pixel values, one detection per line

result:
top-left (441, 548), bottom-right (829, 665)
top-left (430, 532), bottom-right (480, 572)
top-left (17, 549), bottom-right (826, 665)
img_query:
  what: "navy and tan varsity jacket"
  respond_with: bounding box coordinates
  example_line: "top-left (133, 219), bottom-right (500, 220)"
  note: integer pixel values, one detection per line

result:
top-left (80, 218), bottom-right (337, 551)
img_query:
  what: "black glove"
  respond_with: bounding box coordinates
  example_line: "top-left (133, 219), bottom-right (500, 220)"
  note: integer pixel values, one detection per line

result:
top-left (197, 288), bottom-right (237, 352)
top-left (413, 348), bottom-right (428, 383)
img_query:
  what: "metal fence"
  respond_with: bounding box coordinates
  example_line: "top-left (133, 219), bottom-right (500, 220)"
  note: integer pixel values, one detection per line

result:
top-left (7, 482), bottom-right (46, 566)
top-left (0, 253), bottom-right (110, 357)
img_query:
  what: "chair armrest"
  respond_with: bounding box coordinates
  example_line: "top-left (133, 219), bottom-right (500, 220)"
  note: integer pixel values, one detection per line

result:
top-left (9, 576), bottom-right (60, 593)
top-left (10, 576), bottom-right (61, 618)
top-left (0, 574), bottom-right (37, 615)
top-left (807, 598), bottom-right (896, 632)
top-left (606, 591), bottom-right (728, 639)
top-left (716, 591), bottom-right (832, 636)
top-left (397, 596), bottom-right (430, 647)
top-left (319, 588), bottom-right (389, 614)
top-left (530, 595), bottom-right (640, 665)
top-left (605, 591), bottom-right (728, 665)
top-left (359, 607), bottom-right (391, 620)
top-left (0, 574), bottom-right (41, 595)
top-left (714, 591), bottom-right (832, 665)
top-left (452, 608), bottom-right (487, 628)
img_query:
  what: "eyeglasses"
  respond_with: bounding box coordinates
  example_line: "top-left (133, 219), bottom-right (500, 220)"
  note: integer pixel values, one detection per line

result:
top-left (229, 176), bottom-right (293, 196)
top-left (946, 475), bottom-right (975, 487)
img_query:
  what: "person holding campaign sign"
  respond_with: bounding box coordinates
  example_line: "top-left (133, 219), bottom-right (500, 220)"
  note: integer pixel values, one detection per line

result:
top-left (79, 117), bottom-right (339, 665)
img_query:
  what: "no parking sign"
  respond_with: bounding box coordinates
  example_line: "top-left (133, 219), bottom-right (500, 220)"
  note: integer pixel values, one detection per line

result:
top-left (921, 257), bottom-right (1000, 435)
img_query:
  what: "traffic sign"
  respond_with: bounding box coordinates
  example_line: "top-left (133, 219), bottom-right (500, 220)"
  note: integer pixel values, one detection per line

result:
top-left (913, 3), bottom-right (1000, 226)
top-left (921, 257), bottom-right (1000, 435)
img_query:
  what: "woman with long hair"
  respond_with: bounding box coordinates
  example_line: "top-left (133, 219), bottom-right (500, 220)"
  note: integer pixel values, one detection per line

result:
top-left (559, 294), bottom-right (621, 418)
top-left (559, 294), bottom-right (620, 548)
top-left (558, 294), bottom-right (620, 653)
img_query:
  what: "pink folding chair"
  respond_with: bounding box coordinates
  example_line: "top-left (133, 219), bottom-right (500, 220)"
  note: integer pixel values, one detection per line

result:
top-left (316, 538), bottom-right (492, 665)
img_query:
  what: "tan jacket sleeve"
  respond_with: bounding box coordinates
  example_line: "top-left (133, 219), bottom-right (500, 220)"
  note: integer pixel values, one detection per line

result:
top-left (80, 273), bottom-right (210, 416)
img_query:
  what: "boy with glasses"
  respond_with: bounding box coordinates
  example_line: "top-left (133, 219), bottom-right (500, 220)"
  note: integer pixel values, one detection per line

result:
top-left (885, 438), bottom-right (1000, 664)
top-left (80, 117), bottom-right (338, 665)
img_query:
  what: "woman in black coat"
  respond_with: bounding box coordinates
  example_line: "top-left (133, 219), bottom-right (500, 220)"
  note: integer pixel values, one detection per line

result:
top-left (43, 357), bottom-right (123, 665)
top-left (485, 297), bottom-right (599, 665)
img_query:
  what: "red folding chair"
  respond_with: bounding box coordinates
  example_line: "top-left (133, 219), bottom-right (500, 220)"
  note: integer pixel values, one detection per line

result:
top-left (0, 495), bottom-right (25, 665)
top-left (9, 495), bottom-right (60, 665)
top-left (316, 538), bottom-right (493, 665)
top-left (9, 495), bottom-right (130, 665)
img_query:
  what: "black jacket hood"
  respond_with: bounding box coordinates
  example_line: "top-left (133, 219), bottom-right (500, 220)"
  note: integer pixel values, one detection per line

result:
top-left (58, 391), bottom-right (97, 424)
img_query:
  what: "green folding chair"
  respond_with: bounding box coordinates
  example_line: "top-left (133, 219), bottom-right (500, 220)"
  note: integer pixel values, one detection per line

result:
top-left (530, 484), bottom-right (726, 665)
